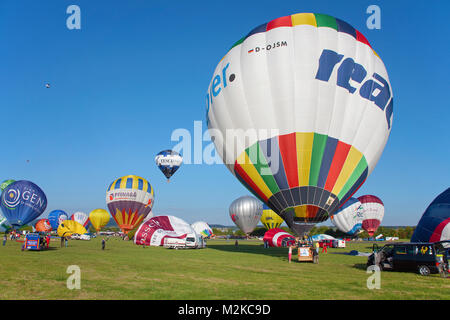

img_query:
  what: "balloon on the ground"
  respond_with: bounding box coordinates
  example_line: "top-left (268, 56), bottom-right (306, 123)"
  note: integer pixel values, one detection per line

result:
top-left (57, 220), bottom-right (87, 237)
top-left (0, 180), bottom-right (47, 227)
top-left (358, 195), bottom-right (384, 236)
top-left (48, 210), bottom-right (68, 230)
top-left (0, 212), bottom-right (11, 232)
top-left (191, 221), bottom-right (213, 238)
top-left (106, 175), bottom-right (154, 234)
top-left (261, 204), bottom-right (284, 230)
top-left (70, 211), bottom-right (90, 229)
top-left (35, 219), bottom-right (52, 232)
top-left (127, 211), bottom-right (154, 240)
top-left (0, 180), bottom-right (15, 193)
top-left (263, 228), bottom-right (296, 247)
top-left (310, 234), bottom-right (335, 241)
top-left (411, 188), bottom-right (450, 243)
top-left (134, 215), bottom-right (194, 246)
top-left (229, 196), bottom-right (263, 234)
top-left (155, 150), bottom-right (183, 181)
top-left (89, 209), bottom-right (110, 232)
top-left (206, 13), bottom-right (393, 236)
top-left (331, 197), bottom-right (364, 236)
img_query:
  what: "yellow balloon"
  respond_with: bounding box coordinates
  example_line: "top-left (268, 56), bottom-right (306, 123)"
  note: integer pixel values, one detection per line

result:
top-left (261, 205), bottom-right (284, 230)
top-left (57, 220), bottom-right (87, 237)
top-left (89, 208), bottom-right (110, 232)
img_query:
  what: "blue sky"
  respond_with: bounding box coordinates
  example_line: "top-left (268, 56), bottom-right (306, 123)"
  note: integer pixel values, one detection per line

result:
top-left (0, 0), bottom-right (448, 227)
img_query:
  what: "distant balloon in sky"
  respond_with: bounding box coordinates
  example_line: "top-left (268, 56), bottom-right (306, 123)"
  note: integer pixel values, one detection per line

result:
top-left (261, 204), bottom-right (284, 230)
top-left (229, 196), bottom-right (263, 235)
top-left (358, 195), bottom-right (384, 236)
top-left (0, 180), bottom-right (47, 227)
top-left (35, 219), bottom-right (52, 233)
top-left (106, 174), bottom-right (154, 234)
top-left (48, 210), bottom-right (68, 230)
top-left (45, 83), bottom-right (50, 88)
top-left (191, 221), bottom-right (213, 238)
top-left (331, 197), bottom-right (364, 236)
top-left (206, 13), bottom-right (393, 236)
top-left (0, 180), bottom-right (15, 193)
top-left (263, 228), bottom-right (296, 247)
top-left (70, 211), bottom-right (90, 230)
top-left (134, 215), bottom-right (194, 246)
top-left (411, 188), bottom-right (450, 243)
top-left (57, 220), bottom-right (87, 237)
top-left (89, 209), bottom-right (110, 232)
top-left (155, 150), bottom-right (183, 182)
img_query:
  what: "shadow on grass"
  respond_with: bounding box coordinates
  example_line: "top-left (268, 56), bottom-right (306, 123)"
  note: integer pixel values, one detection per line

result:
top-left (207, 243), bottom-right (289, 259)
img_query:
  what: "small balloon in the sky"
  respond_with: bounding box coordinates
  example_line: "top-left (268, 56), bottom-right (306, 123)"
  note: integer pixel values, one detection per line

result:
top-left (155, 150), bottom-right (183, 182)
top-left (45, 83), bottom-right (50, 88)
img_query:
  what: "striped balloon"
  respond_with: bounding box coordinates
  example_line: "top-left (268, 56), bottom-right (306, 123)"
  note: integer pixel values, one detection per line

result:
top-left (106, 175), bottom-right (154, 234)
top-left (206, 13), bottom-right (393, 236)
top-left (330, 197), bottom-right (364, 236)
top-left (358, 195), bottom-right (384, 236)
top-left (261, 204), bottom-right (284, 230)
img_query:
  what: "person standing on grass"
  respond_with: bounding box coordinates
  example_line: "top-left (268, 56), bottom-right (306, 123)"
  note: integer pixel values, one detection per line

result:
top-left (65, 237), bottom-right (68, 248)
top-left (60, 236), bottom-right (64, 248)
top-left (315, 241), bottom-right (320, 254)
top-left (288, 245), bottom-right (293, 263)
top-left (322, 242), bottom-right (328, 253)
top-left (102, 238), bottom-right (106, 250)
top-left (2, 234), bottom-right (6, 246)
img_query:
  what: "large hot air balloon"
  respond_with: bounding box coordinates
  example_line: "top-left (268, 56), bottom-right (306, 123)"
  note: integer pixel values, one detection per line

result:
top-left (358, 195), bottom-right (384, 236)
top-left (106, 175), bottom-right (154, 234)
top-left (89, 209), bottom-right (110, 232)
top-left (0, 180), bottom-right (15, 193)
top-left (35, 219), bottom-right (52, 233)
top-left (229, 196), bottom-right (262, 235)
top-left (48, 210), bottom-right (68, 230)
top-left (57, 220), bottom-right (87, 237)
top-left (155, 150), bottom-right (183, 182)
top-left (263, 228), bottom-right (296, 247)
top-left (70, 211), bottom-right (90, 230)
top-left (206, 13), bottom-right (393, 236)
top-left (411, 188), bottom-right (450, 243)
top-left (0, 180), bottom-right (47, 227)
top-left (261, 204), bottom-right (284, 230)
top-left (134, 215), bottom-right (194, 246)
top-left (330, 197), bottom-right (364, 236)
top-left (191, 221), bottom-right (213, 238)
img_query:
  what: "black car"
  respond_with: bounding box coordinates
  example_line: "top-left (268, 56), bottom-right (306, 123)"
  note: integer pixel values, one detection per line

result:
top-left (367, 240), bottom-right (450, 276)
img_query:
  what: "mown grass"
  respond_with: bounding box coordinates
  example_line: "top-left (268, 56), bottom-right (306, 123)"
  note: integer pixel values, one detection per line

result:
top-left (0, 237), bottom-right (448, 300)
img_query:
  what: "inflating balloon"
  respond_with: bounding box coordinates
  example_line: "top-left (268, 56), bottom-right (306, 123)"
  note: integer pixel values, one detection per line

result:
top-left (70, 211), bottom-right (90, 230)
top-left (0, 212), bottom-right (11, 232)
top-left (35, 219), bottom-right (52, 233)
top-left (57, 220), bottom-right (87, 237)
top-left (261, 204), bottom-right (284, 230)
top-left (89, 209), bottom-right (110, 232)
top-left (263, 228), bottom-right (296, 247)
top-left (48, 210), bottom-right (68, 230)
top-left (229, 196), bottom-right (262, 235)
top-left (411, 188), bottom-right (450, 243)
top-left (155, 150), bottom-right (183, 182)
top-left (134, 215), bottom-right (194, 246)
top-left (106, 175), bottom-right (154, 234)
top-left (206, 13), bottom-right (393, 236)
top-left (0, 180), bottom-right (47, 227)
top-left (331, 197), bottom-right (364, 236)
top-left (358, 195), bottom-right (384, 236)
top-left (191, 221), bottom-right (213, 238)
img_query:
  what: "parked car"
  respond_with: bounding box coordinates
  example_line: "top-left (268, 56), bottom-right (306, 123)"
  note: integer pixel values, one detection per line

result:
top-left (367, 240), bottom-right (450, 276)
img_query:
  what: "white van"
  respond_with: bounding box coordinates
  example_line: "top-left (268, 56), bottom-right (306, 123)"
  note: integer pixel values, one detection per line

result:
top-left (164, 233), bottom-right (205, 249)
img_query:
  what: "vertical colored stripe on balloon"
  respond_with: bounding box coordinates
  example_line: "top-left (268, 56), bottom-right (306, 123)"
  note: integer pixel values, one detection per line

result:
top-left (114, 208), bottom-right (124, 226)
top-left (235, 152), bottom-right (273, 200)
top-left (331, 146), bottom-right (363, 197)
top-left (234, 162), bottom-right (269, 202)
top-left (291, 13), bottom-right (317, 26)
top-left (296, 132), bottom-right (314, 187)
top-left (138, 179), bottom-right (144, 190)
top-left (246, 143), bottom-right (280, 195)
top-left (314, 13), bottom-right (338, 30)
top-left (337, 158), bottom-right (368, 201)
top-left (278, 133), bottom-right (299, 188)
top-left (316, 136), bottom-right (338, 188)
top-left (266, 15), bottom-right (292, 31)
top-left (336, 18), bottom-right (356, 39)
top-left (114, 179), bottom-right (122, 190)
top-left (259, 136), bottom-right (290, 191)
top-left (126, 178), bottom-right (133, 189)
top-left (324, 141), bottom-right (351, 192)
top-left (309, 133), bottom-right (328, 186)
top-left (294, 206), bottom-right (308, 219)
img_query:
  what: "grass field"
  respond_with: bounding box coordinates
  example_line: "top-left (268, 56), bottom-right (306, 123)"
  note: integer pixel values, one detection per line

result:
top-left (0, 237), bottom-right (448, 300)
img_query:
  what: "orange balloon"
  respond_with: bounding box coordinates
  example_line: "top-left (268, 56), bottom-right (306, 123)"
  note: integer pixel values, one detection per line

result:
top-left (35, 219), bottom-right (52, 232)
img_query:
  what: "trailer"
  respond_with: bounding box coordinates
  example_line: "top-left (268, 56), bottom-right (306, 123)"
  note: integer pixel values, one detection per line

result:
top-left (23, 233), bottom-right (47, 251)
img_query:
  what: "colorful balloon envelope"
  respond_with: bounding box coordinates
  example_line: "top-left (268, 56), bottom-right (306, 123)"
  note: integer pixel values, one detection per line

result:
top-left (134, 215), bottom-right (194, 246)
top-left (358, 195), bottom-right (384, 236)
top-left (35, 219), bottom-right (52, 233)
top-left (206, 13), bottom-right (393, 236)
top-left (155, 150), bottom-right (183, 181)
top-left (70, 211), bottom-right (90, 230)
top-left (0, 179), bottom-right (15, 193)
top-left (47, 210), bottom-right (68, 230)
top-left (57, 220), bottom-right (87, 237)
top-left (0, 180), bottom-right (47, 227)
top-left (261, 204), bottom-right (284, 230)
top-left (89, 208), bottom-right (110, 232)
top-left (229, 196), bottom-right (263, 234)
top-left (191, 221), bottom-right (213, 238)
top-left (263, 228), bottom-right (296, 247)
top-left (330, 197), bottom-right (364, 236)
top-left (411, 188), bottom-right (450, 243)
top-left (106, 175), bottom-right (154, 234)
